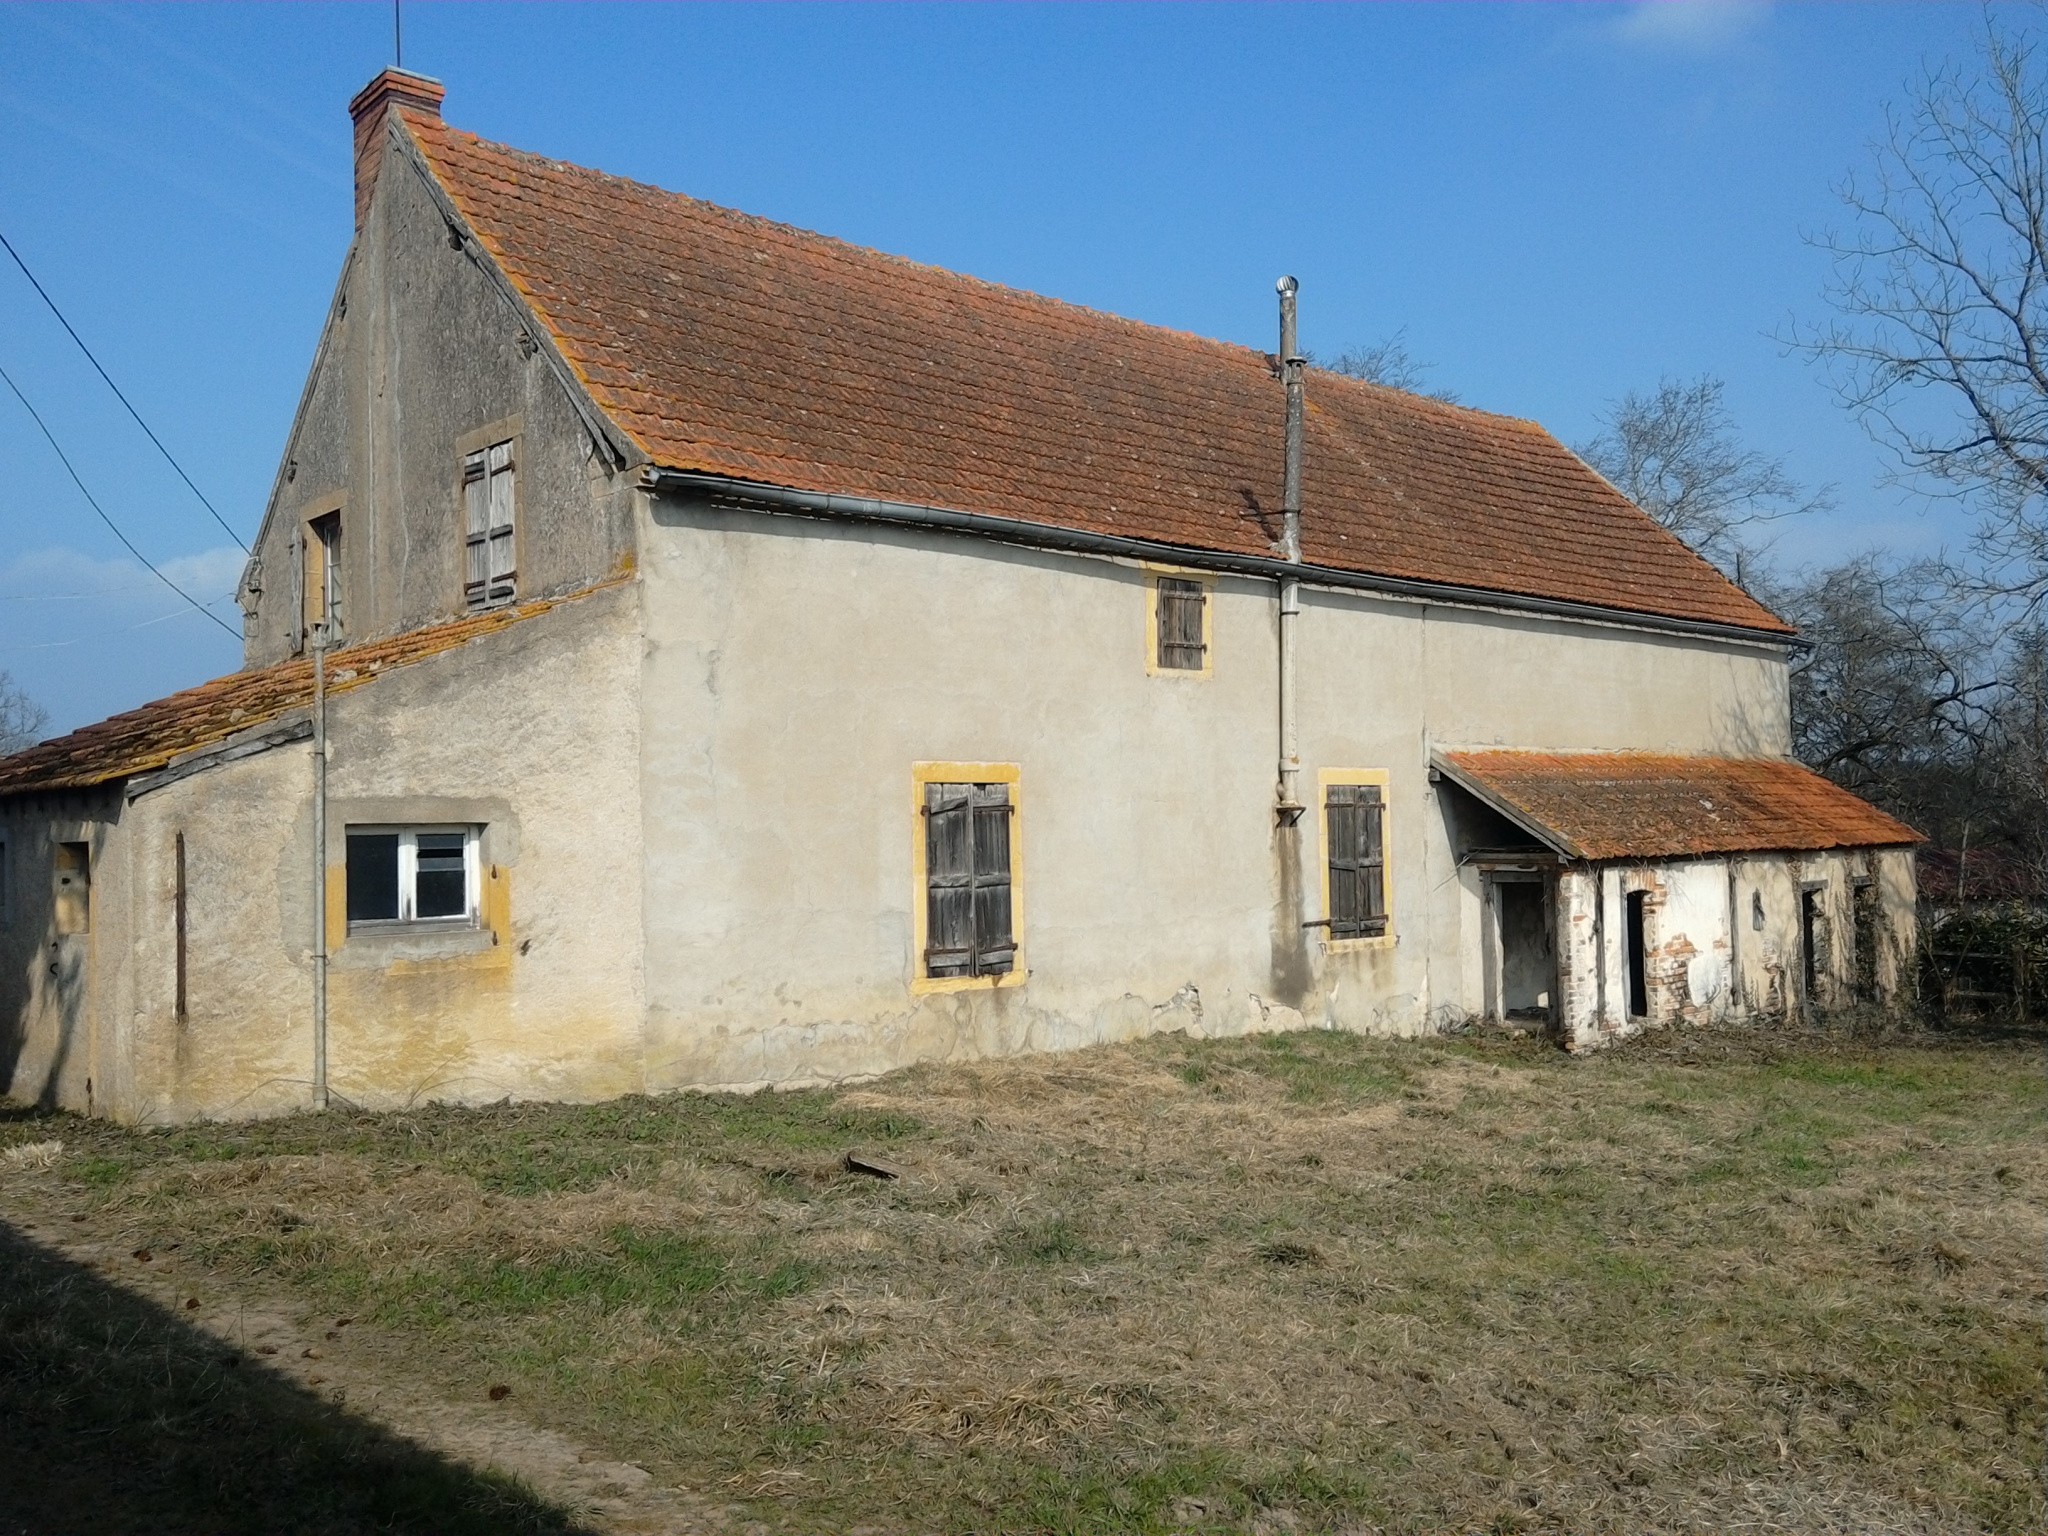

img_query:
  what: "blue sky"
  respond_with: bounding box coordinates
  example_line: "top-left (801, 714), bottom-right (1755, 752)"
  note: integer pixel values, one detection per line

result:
top-left (0, 1), bottom-right (1999, 735)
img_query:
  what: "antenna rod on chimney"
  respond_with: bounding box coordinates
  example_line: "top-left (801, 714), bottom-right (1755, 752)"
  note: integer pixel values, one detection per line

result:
top-left (394, 0), bottom-right (403, 69)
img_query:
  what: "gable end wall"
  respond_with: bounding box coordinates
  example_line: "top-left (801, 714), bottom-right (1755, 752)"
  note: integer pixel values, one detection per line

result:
top-left (244, 129), bottom-right (639, 668)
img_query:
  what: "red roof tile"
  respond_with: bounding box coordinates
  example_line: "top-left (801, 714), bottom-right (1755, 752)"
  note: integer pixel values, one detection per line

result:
top-left (0, 588), bottom-right (599, 798)
top-left (402, 113), bottom-right (1792, 638)
top-left (1438, 751), bottom-right (1921, 861)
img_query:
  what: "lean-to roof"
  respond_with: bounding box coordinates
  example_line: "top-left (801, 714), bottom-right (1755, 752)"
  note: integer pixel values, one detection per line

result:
top-left (0, 589), bottom-right (594, 798)
top-left (1436, 750), bottom-right (1922, 862)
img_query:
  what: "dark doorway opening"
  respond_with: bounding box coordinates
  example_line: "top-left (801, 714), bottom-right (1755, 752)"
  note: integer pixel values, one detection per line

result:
top-left (1494, 878), bottom-right (1554, 1023)
top-left (1801, 886), bottom-right (1827, 1008)
top-left (1625, 891), bottom-right (1649, 1018)
top-left (1852, 880), bottom-right (1878, 1004)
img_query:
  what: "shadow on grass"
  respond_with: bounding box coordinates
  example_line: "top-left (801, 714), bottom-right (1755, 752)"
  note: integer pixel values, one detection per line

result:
top-left (0, 1221), bottom-right (592, 1536)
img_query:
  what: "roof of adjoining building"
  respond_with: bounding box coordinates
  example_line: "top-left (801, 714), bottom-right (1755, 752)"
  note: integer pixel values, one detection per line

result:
top-left (0, 589), bottom-right (593, 798)
top-left (401, 112), bottom-right (1793, 638)
top-left (1918, 845), bottom-right (2043, 905)
top-left (1436, 750), bottom-right (1922, 862)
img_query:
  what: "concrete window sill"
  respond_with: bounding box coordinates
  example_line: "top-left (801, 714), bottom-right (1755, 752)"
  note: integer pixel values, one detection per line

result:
top-left (336, 922), bottom-right (495, 968)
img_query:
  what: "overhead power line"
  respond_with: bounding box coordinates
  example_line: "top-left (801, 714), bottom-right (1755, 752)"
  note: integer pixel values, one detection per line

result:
top-left (0, 358), bottom-right (239, 638)
top-left (0, 228), bottom-right (249, 552)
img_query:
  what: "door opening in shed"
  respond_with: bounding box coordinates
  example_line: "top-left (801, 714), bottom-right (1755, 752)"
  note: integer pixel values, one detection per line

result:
top-left (1625, 891), bottom-right (1649, 1018)
top-left (1492, 876), bottom-right (1554, 1023)
top-left (1801, 887), bottom-right (1826, 1006)
top-left (1852, 880), bottom-right (1878, 1004)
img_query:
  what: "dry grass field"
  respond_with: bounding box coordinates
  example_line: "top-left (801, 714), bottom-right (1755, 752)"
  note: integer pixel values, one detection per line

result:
top-left (1, 1021), bottom-right (2042, 1535)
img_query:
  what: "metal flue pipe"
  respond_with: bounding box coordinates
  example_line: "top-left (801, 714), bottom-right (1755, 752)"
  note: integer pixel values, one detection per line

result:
top-left (1278, 276), bottom-right (1304, 564)
top-left (1275, 276), bottom-right (1305, 820)
top-left (311, 619), bottom-right (330, 1110)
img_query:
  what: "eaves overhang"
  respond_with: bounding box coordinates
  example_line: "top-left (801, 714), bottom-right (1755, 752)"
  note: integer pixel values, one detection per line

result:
top-left (1431, 754), bottom-right (1585, 861)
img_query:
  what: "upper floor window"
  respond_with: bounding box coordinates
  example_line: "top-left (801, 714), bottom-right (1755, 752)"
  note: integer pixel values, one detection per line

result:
top-left (305, 510), bottom-right (341, 637)
top-left (1147, 570), bottom-right (1211, 676)
top-left (463, 439), bottom-right (517, 609)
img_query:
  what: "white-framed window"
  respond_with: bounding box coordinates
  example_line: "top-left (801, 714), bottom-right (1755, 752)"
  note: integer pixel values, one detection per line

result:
top-left (462, 439), bottom-right (517, 609)
top-left (345, 825), bottom-right (481, 927)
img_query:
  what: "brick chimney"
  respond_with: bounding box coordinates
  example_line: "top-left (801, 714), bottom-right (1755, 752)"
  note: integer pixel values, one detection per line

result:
top-left (348, 69), bottom-right (445, 231)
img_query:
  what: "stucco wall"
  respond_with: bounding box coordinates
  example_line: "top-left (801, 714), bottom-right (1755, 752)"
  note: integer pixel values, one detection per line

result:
top-left (2, 586), bottom-right (645, 1124)
top-left (1559, 844), bottom-right (1920, 1050)
top-left (241, 130), bottom-right (638, 668)
top-left (0, 789), bottom-right (124, 1115)
top-left (637, 494), bottom-right (1807, 1090)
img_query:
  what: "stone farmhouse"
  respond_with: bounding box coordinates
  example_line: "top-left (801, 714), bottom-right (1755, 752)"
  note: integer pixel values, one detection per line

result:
top-left (0, 71), bottom-right (1919, 1123)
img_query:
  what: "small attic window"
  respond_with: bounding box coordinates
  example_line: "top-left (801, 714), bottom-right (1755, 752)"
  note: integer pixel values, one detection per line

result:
top-left (462, 439), bottom-right (517, 609)
top-left (54, 841), bottom-right (90, 936)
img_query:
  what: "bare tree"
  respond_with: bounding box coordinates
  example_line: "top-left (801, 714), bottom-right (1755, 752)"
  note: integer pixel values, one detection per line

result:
top-left (1772, 556), bottom-right (1997, 821)
top-left (0, 671), bottom-right (47, 756)
top-left (1805, 15), bottom-right (2048, 606)
top-left (1315, 332), bottom-right (1460, 403)
top-left (1577, 375), bottom-right (1829, 582)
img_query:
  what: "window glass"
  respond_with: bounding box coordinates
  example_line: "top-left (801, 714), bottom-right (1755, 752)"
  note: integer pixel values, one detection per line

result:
top-left (413, 832), bottom-right (468, 919)
top-left (346, 833), bottom-right (401, 922)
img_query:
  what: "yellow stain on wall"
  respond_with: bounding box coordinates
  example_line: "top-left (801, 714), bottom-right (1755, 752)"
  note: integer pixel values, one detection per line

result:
top-left (322, 863), bottom-right (513, 975)
top-left (324, 864), bottom-right (347, 954)
top-left (386, 865), bottom-right (513, 976)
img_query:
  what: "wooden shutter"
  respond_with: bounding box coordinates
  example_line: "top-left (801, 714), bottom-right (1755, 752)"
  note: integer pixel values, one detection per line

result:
top-left (485, 441), bottom-right (517, 604)
top-left (1156, 578), bottom-right (1206, 670)
top-left (1326, 783), bottom-right (1387, 939)
top-left (924, 783), bottom-right (975, 977)
top-left (1326, 786), bottom-right (1362, 939)
top-left (1358, 785), bottom-right (1386, 933)
top-left (924, 781), bottom-right (1015, 978)
top-left (463, 450), bottom-right (489, 608)
top-left (289, 522), bottom-right (306, 653)
top-left (970, 784), bottom-right (1015, 974)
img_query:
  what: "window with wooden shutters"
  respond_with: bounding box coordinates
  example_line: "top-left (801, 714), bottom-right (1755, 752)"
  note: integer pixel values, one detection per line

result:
top-left (1155, 577), bottom-right (1207, 671)
top-left (462, 439), bottom-right (517, 609)
top-left (1325, 781), bottom-right (1388, 940)
top-left (304, 510), bottom-right (341, 638)
top-left (922, 781), bottom-right (1015, 979)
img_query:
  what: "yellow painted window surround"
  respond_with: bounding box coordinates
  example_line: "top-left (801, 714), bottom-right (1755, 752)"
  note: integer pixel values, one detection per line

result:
top-left (911, 761), bottom-right (1025, 994)
top-left (1317, 768), bottom-right (1394, 950)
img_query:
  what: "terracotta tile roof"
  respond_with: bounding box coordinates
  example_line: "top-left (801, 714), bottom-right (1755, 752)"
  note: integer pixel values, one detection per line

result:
top-left (0, 588), bottom-right (597, 798)
top-left (1437, 750), bottom-right (1922, 861)
top-left (402, 113), bottom-right (1792, 638)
